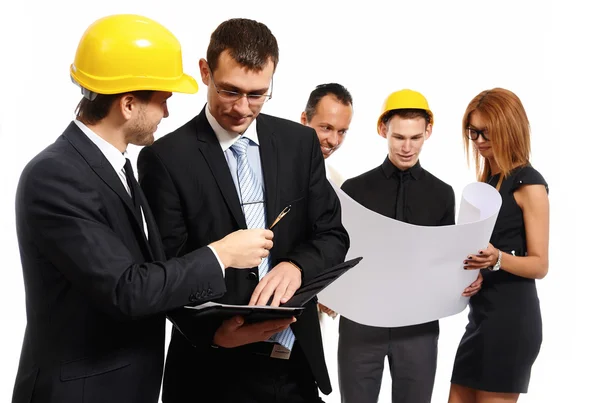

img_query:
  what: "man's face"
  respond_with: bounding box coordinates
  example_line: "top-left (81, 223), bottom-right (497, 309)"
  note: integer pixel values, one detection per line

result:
top-left (125, 91), bottom-right (171, 146)
top-left (200, 51), bottom-right (274, 134)
top-left (380, 115), bottom-right (431, 171)
top-left (301, 95), bottom-right (353, 159)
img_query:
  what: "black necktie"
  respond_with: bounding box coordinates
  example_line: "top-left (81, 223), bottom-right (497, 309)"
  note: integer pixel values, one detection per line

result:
top-left (395, 170), bottom-right (411, 222)
top-left (123, 158), bottom-right (144, 228)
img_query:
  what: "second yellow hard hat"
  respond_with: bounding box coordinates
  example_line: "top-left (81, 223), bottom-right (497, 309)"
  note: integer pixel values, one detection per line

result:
top-left (70, 14), bottom-right (198, 97)
top-left (377, 89), bottom-right (434, 134)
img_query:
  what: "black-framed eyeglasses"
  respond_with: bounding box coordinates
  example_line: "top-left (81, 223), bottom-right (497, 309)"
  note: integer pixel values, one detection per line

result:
top-left (209, 69), bottom-right (273, 105)
top-left (467, 127), bottom-right (490, 141)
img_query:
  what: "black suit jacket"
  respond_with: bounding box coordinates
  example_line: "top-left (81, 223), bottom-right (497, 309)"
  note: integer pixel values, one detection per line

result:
top-left (137, 107), bottom-right (350, 398)
top-left (12, 122), bottom-right (226, 403)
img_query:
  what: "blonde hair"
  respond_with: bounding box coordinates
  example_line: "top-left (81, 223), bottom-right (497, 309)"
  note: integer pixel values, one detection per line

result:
top-left (463, 88), bottom-right (531, 188)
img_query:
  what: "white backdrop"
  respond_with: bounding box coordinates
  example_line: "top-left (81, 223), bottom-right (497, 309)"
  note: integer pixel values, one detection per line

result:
top-left (0, 1), bottom-right (597, 402)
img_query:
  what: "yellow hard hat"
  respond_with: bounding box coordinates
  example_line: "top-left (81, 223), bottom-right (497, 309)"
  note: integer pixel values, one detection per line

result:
top-left (376, 89), bottom-right (434, 134)
top-left (70, 14), bottom-right (198, 97)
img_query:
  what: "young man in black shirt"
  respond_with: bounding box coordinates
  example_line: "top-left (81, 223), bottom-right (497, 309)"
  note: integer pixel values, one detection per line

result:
top-left (337, 89), bottom-right (482, 403)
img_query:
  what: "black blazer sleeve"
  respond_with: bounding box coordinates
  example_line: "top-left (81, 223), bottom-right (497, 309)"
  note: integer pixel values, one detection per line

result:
top-left (283, 131), bottom-right (350, 282)
top-left (21, 156), bottom-right (226, 321)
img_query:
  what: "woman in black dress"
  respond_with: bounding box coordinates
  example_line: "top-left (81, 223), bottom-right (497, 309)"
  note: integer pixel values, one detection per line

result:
top-left (448, 88), bottom-right (550, 403)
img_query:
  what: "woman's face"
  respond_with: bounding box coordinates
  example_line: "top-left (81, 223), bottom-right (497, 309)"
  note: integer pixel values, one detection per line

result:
top-left (467, 110), bottom-right (494, 160)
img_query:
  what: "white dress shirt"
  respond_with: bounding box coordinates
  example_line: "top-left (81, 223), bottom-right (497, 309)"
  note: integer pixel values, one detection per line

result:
top-left (326, 162), bottom-right (345, 188)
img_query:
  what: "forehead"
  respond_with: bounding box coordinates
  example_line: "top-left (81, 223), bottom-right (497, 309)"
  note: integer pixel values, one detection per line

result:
top-left (212, 51), bottom-right (274, 91)
top-left (313, 95), bottom-right (353, 121)
top-left (468, 110), bottom-right (487, 127)
top-left (387, 115), bottom-right (426, 132)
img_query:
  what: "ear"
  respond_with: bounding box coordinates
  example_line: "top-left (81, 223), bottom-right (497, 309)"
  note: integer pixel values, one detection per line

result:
top-left (199, 58), bottom-right (210, 86)
top-left (300, 111), bottom-right (308, 125)
top-left (378, 121), bottom-right (388, 139)
top-left (118, 94), bottom-right (137, 121)
top-left (424, 123), bottom-right (433, 140)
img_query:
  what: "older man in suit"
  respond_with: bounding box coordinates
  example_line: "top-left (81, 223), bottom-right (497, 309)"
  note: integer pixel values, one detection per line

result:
top-left (11, 14), bottom-right (277, 403)
top-left (138, 17), bottom-right (349, 403)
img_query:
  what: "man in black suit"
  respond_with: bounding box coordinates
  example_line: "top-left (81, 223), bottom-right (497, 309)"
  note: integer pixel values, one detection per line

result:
top-left (138, 18), bottom-right (350, 403)
top-left (337, 89), bottom-right (483, 403)
top-left (11, 14), bottom-right (279, 403)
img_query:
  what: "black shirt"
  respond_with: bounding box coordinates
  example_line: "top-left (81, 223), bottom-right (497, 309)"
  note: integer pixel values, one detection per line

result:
top-left (341, 157), bottom-right (455, 227)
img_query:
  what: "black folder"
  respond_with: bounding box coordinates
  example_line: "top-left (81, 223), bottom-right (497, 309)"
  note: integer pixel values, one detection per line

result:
top-left (170, 256), bottom-right (363, 327)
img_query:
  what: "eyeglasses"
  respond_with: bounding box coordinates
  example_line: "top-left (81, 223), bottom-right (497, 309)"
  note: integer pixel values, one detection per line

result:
top-left (209, 69), bottom-right (273, 105)
top-left (467, 127), bottom-right (490, 141)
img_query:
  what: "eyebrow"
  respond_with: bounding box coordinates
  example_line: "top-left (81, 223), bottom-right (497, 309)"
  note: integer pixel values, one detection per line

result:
top-left (319, 123), bottom-right (349, 131)
top-left (218, 80), bottom-right (270, 94)
top-left (391, 132), bottom-right (424, 137)
top-left (467, 125), bottom-right (486, 131)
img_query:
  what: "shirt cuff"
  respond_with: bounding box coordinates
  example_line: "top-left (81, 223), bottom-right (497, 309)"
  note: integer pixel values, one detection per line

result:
top-left (207, 245), bottom-right (225, 276)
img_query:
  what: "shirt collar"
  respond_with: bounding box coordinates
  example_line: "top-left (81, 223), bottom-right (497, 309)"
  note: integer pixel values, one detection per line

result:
top-left (205, 105), bottom-right (259, 151)
top-left (73, 119), bottom-right (127, 173)
top-left (381, 156), bottom-right (424, 180)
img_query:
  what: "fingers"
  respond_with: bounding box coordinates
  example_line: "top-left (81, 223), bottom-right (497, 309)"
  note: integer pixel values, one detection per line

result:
top-left (248, 280), bottom-right (266, 306)
top-left (462, 289), bottom-right (478, 297)
top-left (223, 315), bottom-right (245, 330)
top-left (463, 255), bottom-right (493, 269)
top-left (249, 276), bottom-right (277, 306)
top-left (263, 239), bottom-right (274, 250)
top-left (279, 285), bottom-right (296, 305)
top-left (270, 280), bottom-right (290, 307)
top-left (257, 317), bottom-right (296, 335)
top-left (256, 280), bottom-right (277, 306)
top-left (462, 274), bottom-right (483, 296)
top-left (260, 229), bottom-right (274, 240)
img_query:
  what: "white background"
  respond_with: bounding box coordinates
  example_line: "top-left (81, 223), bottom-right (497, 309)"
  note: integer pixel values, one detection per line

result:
top-left (0, 1), bottom-right (596, 402)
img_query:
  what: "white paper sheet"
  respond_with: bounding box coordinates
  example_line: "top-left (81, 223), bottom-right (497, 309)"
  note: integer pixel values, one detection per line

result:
top-left (317, 181), bottom-right (502, 328)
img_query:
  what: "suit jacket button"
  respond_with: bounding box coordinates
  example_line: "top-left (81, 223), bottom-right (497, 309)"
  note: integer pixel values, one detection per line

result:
top-left (247, 272), bottom-right (258, 280)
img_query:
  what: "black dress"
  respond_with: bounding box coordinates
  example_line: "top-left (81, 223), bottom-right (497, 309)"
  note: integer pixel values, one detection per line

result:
top-left (450, 164), bottom-right (548, 393)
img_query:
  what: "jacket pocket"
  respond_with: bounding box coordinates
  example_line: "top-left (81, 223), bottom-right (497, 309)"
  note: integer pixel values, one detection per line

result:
top-left (60, 352), bottom-right (130, 381)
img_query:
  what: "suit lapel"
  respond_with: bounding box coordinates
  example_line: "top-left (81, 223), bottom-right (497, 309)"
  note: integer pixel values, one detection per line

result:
top-left (257, 115), bottom-right (278, 227)
top-left (195, 110), bottom-right (247, 229)
top-left (63, 122), bottom-right (154, 258)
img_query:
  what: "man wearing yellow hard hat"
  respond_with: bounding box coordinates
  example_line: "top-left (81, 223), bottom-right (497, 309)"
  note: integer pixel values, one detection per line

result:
top-left (12, 14), bottom-right (275, 403)
top-left (336, 89), bottom-right (482, 403)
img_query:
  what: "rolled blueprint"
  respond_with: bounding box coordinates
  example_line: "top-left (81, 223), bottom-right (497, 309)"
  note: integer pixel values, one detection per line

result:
top-left (317, 182), bottom-right (502, 327)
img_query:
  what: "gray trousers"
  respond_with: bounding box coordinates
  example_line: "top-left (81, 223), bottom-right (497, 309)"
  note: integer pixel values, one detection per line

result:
top-left (337, 317), bottom-right (439, 403)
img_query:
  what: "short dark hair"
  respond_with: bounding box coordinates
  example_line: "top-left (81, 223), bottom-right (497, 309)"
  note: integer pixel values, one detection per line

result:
top-left (75, 91), bottom-right (154, 125)
top-left (304, 83), bottom-right (353, 122)
top-left (207, 18), bottom-right (279, 72)
top-left (381, 108), bottom-right (431, 127)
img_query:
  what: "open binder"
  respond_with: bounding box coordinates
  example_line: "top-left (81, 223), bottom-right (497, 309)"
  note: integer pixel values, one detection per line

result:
top-left (169, 256), bottom-right (363, 329)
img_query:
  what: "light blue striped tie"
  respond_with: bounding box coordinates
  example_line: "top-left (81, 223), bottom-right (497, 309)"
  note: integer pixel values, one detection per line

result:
top-left (230, 137), bottom-right (295, 351)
